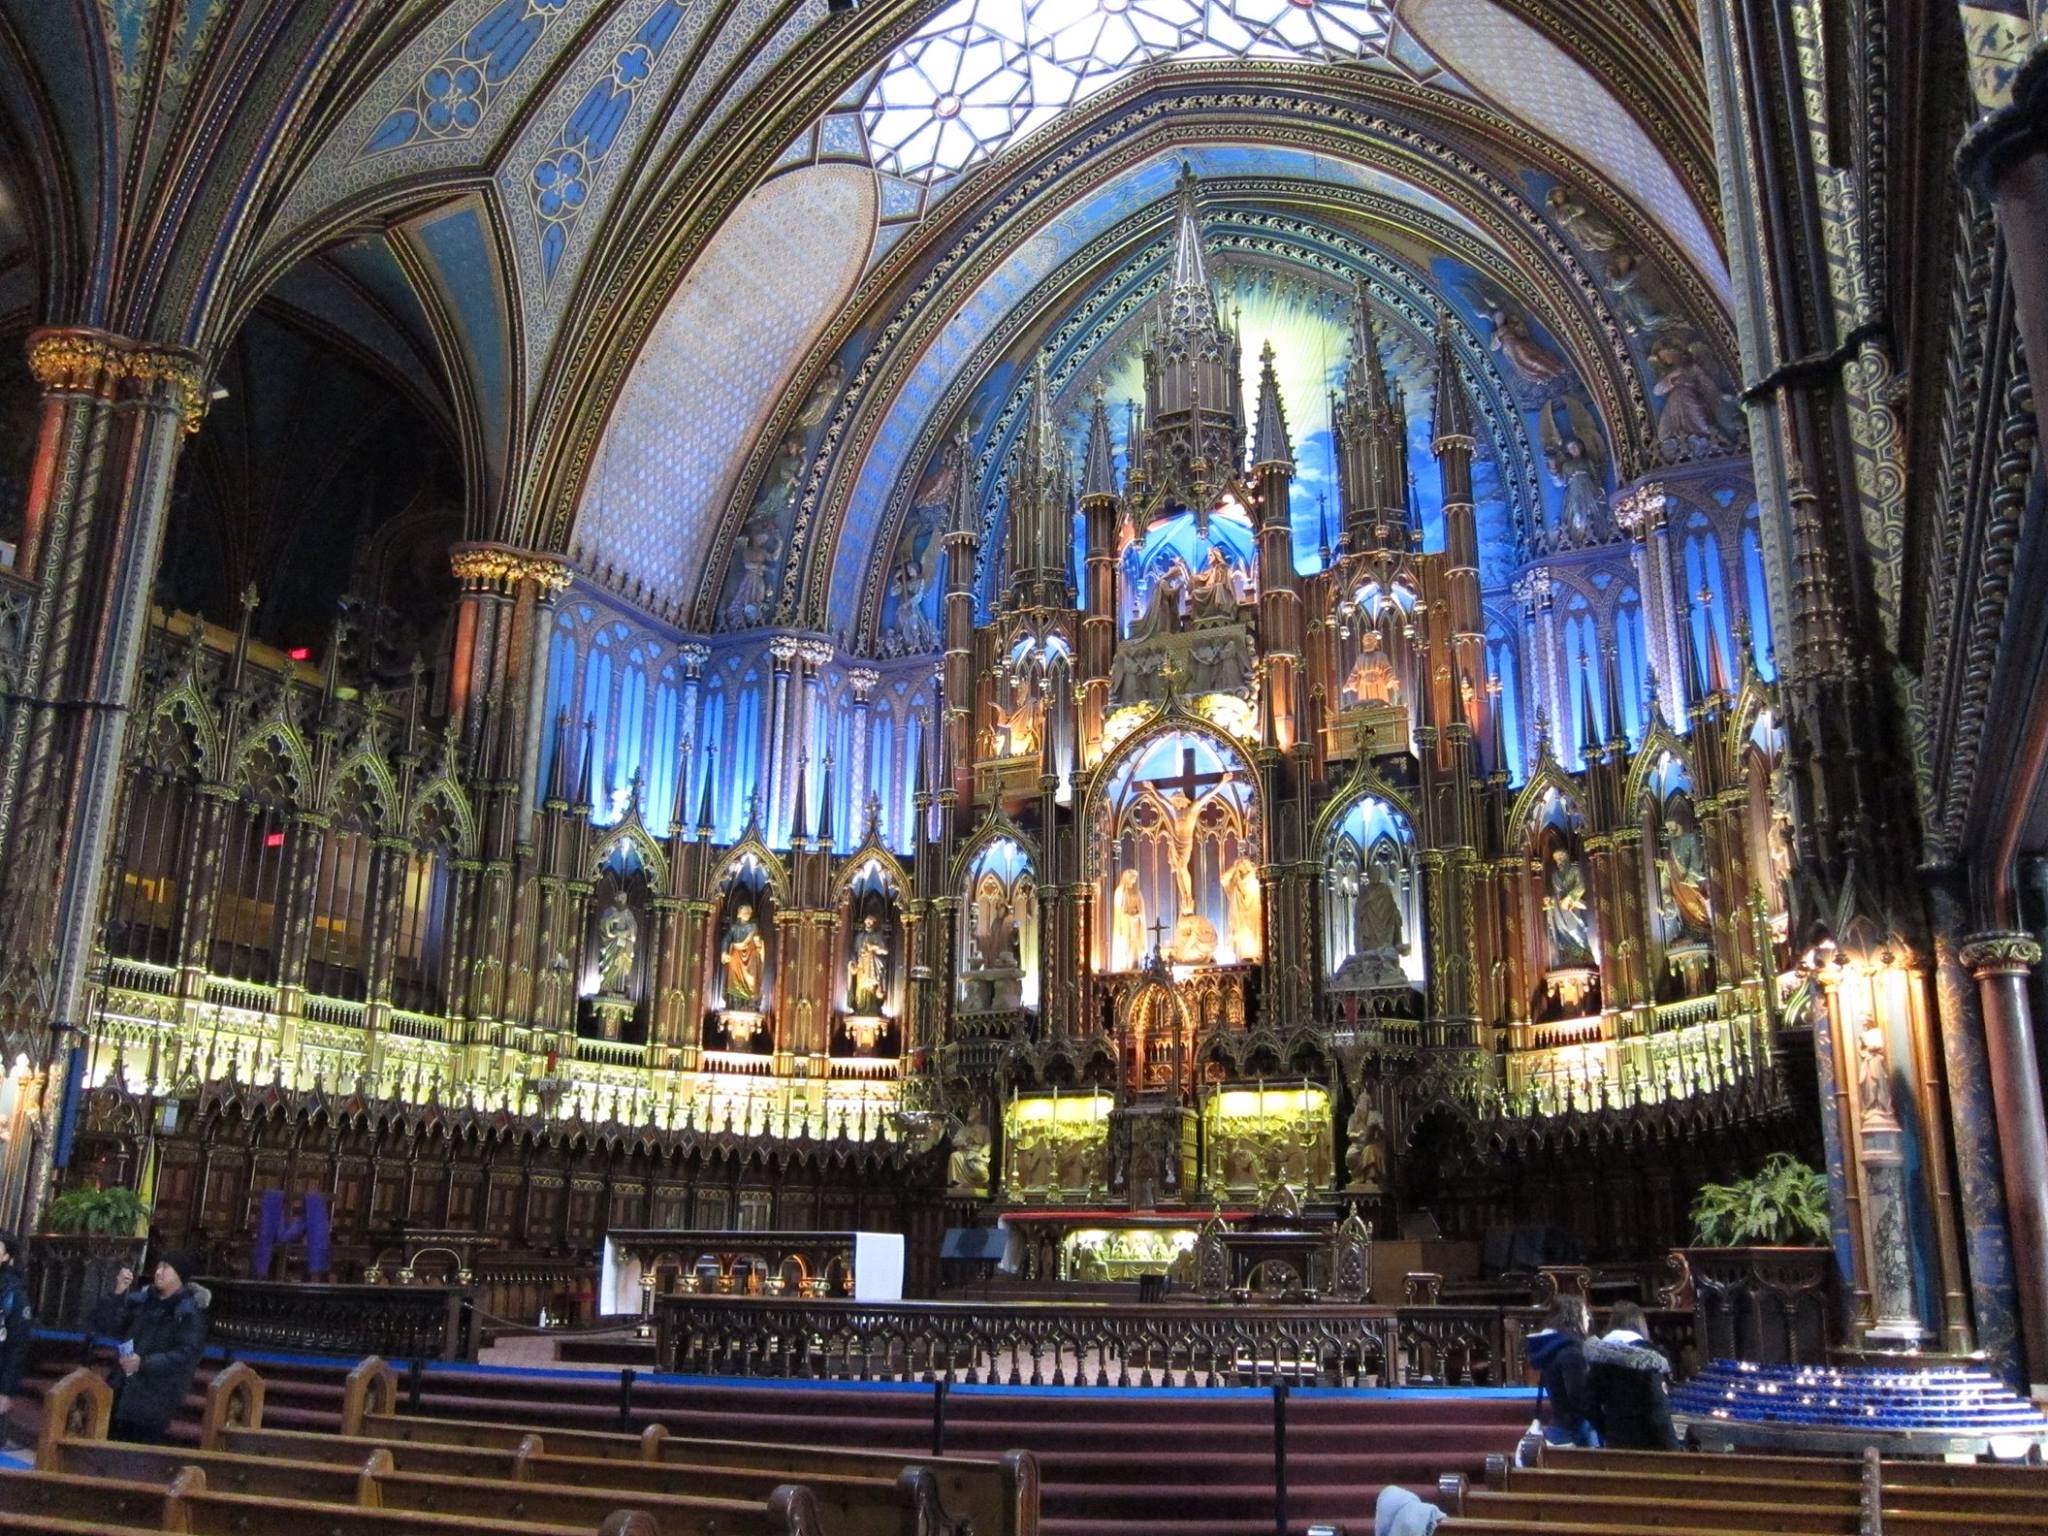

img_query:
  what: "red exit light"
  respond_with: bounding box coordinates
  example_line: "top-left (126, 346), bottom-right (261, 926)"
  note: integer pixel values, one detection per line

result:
top-left (264, 831), bottom-right (286, 848)
top-left (288, 647), bottom-right (311, 661)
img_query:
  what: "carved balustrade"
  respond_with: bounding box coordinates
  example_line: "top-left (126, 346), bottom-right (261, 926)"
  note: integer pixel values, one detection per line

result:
top-left (199, 1278), bottom-right (477, 1360)
top-left (654, 1294), bottom-right (1538, 1388)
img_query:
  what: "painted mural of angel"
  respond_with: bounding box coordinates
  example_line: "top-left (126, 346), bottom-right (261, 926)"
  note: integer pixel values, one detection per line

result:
top-left (750, 435), bottom-right (806, 520)
top-left (1539, 397), bottom-right (1610, 545)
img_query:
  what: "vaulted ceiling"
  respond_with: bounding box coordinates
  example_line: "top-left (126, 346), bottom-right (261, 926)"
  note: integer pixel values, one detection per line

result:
top-left (0, 0), bottom-right (1731, 638)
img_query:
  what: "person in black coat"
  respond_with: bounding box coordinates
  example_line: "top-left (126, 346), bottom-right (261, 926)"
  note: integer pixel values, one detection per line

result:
top-left (1584, 1301), bottom-right (1681, 1450)
top-left (1524, 1296), bottom-right (1597, 1446)
top-left (88, 1263), bottom-right (137, 1352)
top-left (110, 1249), bottom-right (208, 1444)
top-left (0, 1232), bottom-right (33, 1447)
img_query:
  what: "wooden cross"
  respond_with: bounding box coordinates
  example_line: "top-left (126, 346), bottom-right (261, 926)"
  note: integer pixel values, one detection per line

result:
top-left (1148, 916), bottom-right (1170, 959)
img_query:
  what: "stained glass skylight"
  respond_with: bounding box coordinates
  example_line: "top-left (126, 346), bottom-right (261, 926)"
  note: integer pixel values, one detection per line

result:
top-left (861, 0), bottom-right (1395, 183)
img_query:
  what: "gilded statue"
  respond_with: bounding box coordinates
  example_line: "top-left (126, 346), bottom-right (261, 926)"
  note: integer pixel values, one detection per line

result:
top-left (1113, 868), bottom-right (1148, 969)
top-left (1221, 854), bottom-right (1262, 962)
top-left (1134, 769), bottom-right (1237, 919)
top-left (721, 902), bottom-right (766, 1008)
top-left (847, 913), bottom-right (889, 1013)
top-left (595, 890), bottom-right (638, 995)
top-left (1543, 848), bottom-right (1593, 966)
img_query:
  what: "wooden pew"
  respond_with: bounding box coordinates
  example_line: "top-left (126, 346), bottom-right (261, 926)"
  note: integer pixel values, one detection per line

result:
top-left (1535, 1443), bottom-right (2048, 1491)
top-left (339, 1356), bottom-right (1038, 1536)
top-left (21, 1370), bottom-right (827, 1536)
top-left (1480, 1457), bottom-right (2048, 1518)
top-left (0, 1466), bottom-right (672, 1535)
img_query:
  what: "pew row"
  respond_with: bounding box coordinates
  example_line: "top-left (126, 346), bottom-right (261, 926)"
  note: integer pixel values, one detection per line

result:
top-left (331, 1354), bottom-right (1039, 1536)
top-left (17, 1369), bottom-right (820, 1536)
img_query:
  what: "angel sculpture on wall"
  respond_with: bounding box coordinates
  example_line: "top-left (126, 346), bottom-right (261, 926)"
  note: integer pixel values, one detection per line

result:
top-left (1484, 302), bottom-right (1568, 392)
top-left (1540, 399), bottom-right (1610, 545)
top-left (1651, 341), bottom-right (1735, 460)
top-left (888, 558), bottom-right (939, 653)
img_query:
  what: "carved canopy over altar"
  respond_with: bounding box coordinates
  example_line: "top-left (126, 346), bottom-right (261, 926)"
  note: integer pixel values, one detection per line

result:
top-left (1089, 725), bottom-right (1262, 971)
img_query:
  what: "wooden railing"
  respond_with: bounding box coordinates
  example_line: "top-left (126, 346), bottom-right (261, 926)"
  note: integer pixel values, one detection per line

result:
top-left (1680, 1245), bottom-right (1835, 1365)
top-left (654, 1293), bottom-right (1538, 1388)
top-left (199, 1278), bottom-right (476, 1361)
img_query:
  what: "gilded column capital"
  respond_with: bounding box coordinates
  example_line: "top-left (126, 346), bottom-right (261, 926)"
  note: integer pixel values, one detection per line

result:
top-left (676, 643), bottom-right (710, 676)
top-left (848, 667), bottom-right (880, 701)
top-left (1612, 481), bottom-right (1668, 539)
top-left (767, 635), bottom-right (803, 669)
top-left (26, 327), bottom-right (209, 433)
top-left (1961, 931), bottom-right (2043, 979)
top-left (450, 542), bottom-right (574, 597)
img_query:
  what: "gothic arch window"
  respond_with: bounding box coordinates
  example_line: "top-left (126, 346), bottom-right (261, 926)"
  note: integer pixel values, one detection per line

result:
top-left (649, 662), bottom-right (682, 828)
top-left (1680, 510), bottom-right (1735, 684)
top-left (1485, 618), bottom-right (1525, 783)
top-left (733, 672), bottom-right (764, 833)
top-left (304, 767), bottom-right (386, 1002)
top-left (900, 711), bottom-right (924, 852)
top-left (833, 691), bottom-right (856, 837)
top-left (582, 632), bottom-right (616, 819)
top-left (106, 708), bottom-right (205, 965)
top-left (539, 611), bottom-right (578, 796)
top-left (869, 698), bottom-right (896, 842)
top-left (697, 686), bottom-right (726, 835)
top-left (1324, 795), bottom-right (1422, 990)
top-left (1740, 501), bottom-right (1775, 679)
top-left (861, 0), bottom-right (1395, 183)
top-left (609, 643), bottom-right (652, 822)
top-left (1560, 591), bottom-right (1603, 767)
top-left (214, 738), bottom-right (302, 984)
top-left (1614, 584), bottom-right (1647, 743)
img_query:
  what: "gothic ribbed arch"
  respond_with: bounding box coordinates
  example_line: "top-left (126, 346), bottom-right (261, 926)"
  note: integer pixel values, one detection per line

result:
top-left (805, 173), bottom-right (1614, 646)
top-left (1077, 710), bottom-right (1259, 882)
top-left (524, 57), bottom-right (1717, 612)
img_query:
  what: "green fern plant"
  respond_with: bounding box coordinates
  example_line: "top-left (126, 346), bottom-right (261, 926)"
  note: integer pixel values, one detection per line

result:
top-left (42, 1185), bottom-right (149, 1237)
top-left (1689, 1154), bottom-right (1831, 1246)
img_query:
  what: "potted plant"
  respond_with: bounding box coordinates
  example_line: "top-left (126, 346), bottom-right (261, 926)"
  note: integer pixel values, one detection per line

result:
top-left (1679, 1153), bottom-right (1836, 1366)
top-left (1688, 1153), bottom-right (1831, 1246)
top-left (37, 1184), bottom-right (151, 1330)
top-left (42, 1186), bottom-right (150, 1239)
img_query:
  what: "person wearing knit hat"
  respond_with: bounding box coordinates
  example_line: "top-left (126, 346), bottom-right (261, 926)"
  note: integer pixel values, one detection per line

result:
top-left (108, 1244), bottom-right (208, 1444)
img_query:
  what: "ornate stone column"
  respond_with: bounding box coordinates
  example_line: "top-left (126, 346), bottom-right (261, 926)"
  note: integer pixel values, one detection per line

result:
top-left (1962, 931), bottom-right (2048, 1390)
top-left (2, 329), bottom-right (206, 1223)
top-left (765, 636), bottom-right (800, 840)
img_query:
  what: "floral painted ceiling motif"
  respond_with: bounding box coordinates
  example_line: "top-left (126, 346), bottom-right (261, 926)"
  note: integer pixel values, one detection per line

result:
top-left (861, 0), bottom-right (1398, 182)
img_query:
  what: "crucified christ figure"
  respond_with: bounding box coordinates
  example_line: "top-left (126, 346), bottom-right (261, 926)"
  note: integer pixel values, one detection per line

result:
top-left (1134, 771), bottom-right (1237, 920)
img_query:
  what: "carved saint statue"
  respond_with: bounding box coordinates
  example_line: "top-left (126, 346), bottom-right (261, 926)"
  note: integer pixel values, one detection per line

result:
top-left (1660, 818), bottom-right (1712, 935)
top-left (1857, 1019), bottom-right (1896, 1121)
top-left (972, 880), bottom-right (1019, 970)
top-left (947, 1105), bottom-right (992, 1197)
top-left (1344, 629), bottom-right (1400, 708)
top-left (1542, 848), bottom-right (1594, 966)
top-left (1344, 1098), bottom-right (1390, 1193)
top-left (847, 913), bottom-right (889, 1014)
top-left (1113, 868), bottom-right (1148, 970)
top-left (1135, 771), bottom-right (1237, 920)
top-left (720, 902), bottom-right (766, 1008)
top-left (994, 670), bottom-right (1043, 756)
top-left (1129, 564), bottom-right (1185, 642)
top-left (1221, 855), bottom-right (1262, 963)
top-left (1651, 341), bottom-right (1732, 457)
top-left (1354, 865), bottom-right (1407, 979)
top-left (1188, 545), bottom-right (1242, 626)
top-left (596, 891), bottom-right (638, 995)
top-left (889, 559), bottom-right (939, 653)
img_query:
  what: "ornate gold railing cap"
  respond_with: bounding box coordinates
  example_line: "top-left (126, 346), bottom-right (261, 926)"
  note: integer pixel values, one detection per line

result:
top-left (1960, 931), bottom-right (2043, 977)
top-left (449, 541), bottom-right (575, 596)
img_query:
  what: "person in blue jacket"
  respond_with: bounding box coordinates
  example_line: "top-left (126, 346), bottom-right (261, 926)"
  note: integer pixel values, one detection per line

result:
top-left (0, 1231), bottom-right (33, 1446)
top-left (110, 1249), bottom-right (207, 1444)
top-left (1524, 1295), bottom-right (1597, 1446)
